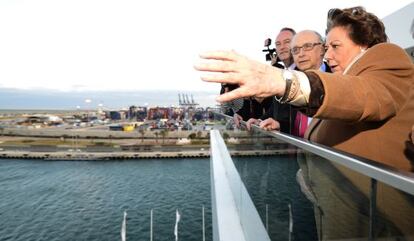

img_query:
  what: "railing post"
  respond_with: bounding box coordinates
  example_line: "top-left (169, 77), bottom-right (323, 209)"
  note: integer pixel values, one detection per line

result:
top-left (265, 204), bottom-right (269, 232)
top-left (202, 205), bottom-right (206, 241)
top-left (369, 178), bottom-right (377, 241)
top-left (150, 209), bottom-right (153, 241)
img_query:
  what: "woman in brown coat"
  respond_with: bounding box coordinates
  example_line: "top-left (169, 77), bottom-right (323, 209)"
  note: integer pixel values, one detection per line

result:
top-left (195, 7), bottom-right (413, 172)
top-left (195, 6), bottom-right (414, 240)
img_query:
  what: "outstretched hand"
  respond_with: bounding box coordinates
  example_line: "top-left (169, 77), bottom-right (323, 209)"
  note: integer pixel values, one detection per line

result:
top-left (194, 50), bottom-right (285, 103)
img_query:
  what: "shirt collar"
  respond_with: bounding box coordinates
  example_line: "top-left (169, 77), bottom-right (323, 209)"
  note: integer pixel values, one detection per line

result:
top-left (343, 49), bottom-right (367, 75)
top-left (287, 63), bottom-right (296, 70)
top-left (319, 62), bottom-right (327, 72)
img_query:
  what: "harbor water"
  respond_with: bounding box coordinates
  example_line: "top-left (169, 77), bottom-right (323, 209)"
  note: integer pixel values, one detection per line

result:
top-left (0, 157), bottom-right (316, 241)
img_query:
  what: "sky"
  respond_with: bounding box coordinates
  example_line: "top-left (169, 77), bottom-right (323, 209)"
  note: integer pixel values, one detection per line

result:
top-left (0, 0), bottom-right (412, 94)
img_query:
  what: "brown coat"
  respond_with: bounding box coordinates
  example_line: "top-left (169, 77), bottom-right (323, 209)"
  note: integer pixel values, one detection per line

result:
top-left (306, 43), bottom-right (414, 172)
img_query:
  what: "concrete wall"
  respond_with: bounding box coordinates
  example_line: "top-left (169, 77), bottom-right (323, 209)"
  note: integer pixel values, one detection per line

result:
top-left (0, 128), bottom-right (251, 139)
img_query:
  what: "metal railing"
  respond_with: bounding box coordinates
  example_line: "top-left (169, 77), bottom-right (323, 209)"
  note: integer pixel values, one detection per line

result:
top-left (210, 112), bottom-right (414, 241)
top-left (215, 112), bottom-right (414, 195)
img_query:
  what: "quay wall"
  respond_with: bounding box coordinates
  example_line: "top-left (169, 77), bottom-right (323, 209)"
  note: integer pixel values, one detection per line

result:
top-left (0, 128), bottom-right (251, 139)
top-left (0, 149), bottom-right (298, 161)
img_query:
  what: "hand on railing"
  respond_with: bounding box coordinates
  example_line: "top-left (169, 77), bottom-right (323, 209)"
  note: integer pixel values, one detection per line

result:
top-left (259, 118), bottom-right (280, 131)
top-left (233, 113), bottom-right (243, 128)
top-left (246, 118), bottom-right (261, 131)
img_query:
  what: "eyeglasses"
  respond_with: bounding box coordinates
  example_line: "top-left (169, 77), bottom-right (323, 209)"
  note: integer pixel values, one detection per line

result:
top-left (291, 42), bottom-right (322, 55)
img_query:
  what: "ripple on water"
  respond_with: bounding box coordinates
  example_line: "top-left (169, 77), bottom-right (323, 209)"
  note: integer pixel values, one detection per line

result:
top-left (0, 156), bottom-right (316, 241)
top-left (0, 158), bottom-right (212, 241)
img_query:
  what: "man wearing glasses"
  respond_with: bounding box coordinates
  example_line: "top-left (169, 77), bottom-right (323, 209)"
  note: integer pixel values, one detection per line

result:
top-left (289, 30), bottom-right (331, 137)
top-left (252, 30), bottom-right (330, 135)
top-left (291, 30), bottom-right (330, 73)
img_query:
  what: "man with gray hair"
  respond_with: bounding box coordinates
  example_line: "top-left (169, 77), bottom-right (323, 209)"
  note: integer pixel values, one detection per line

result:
top-left (246, 27), bottom-right (298, 133)
top-left (253, 30), bottom-right (330, 135)
top-left (291, 30), bottom-right (329, 73)
top-left (289, 30), bottom-right (330, 137)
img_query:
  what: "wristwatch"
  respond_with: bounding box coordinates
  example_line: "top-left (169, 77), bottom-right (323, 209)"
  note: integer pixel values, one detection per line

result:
top-left (275, 69), bottom-right (295, 103)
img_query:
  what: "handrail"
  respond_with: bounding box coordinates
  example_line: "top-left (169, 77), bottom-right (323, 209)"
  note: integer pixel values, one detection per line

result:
top-left (210, 129), bottom-right (271, 241)
top-left (213, 112), bottom-right (414, 195)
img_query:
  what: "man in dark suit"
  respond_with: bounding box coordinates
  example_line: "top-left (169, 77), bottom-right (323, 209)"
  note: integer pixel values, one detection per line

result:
top-left (249, 30), bottom-right (331, 136)
top-left (220, 27), bottom-right (297, 127)
top-left (246, 28), bottom-right (297, 133)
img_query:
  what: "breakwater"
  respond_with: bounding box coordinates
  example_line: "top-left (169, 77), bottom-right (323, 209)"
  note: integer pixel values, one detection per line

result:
top-left (0, 149), bottom-right (298, 161)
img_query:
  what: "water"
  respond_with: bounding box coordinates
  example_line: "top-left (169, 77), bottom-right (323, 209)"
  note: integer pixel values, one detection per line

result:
top-left (234, 156), bottom-right (318, 241)
top-left (0, 158), bottom-right (212, 241)
top-left (0, 156), bottom-right (317, 241)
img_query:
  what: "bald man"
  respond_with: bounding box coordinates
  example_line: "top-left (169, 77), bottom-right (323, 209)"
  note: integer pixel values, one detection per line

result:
top-left (291, 30), bottom-right (329, 72)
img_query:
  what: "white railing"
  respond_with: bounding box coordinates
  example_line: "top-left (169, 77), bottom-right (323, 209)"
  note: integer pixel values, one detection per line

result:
top-left (210, 129), bottom-right (271, 241)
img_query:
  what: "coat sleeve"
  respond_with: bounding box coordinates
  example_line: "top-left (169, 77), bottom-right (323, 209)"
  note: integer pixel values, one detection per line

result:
top-left (308, 43), bottom-right (413, 122)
